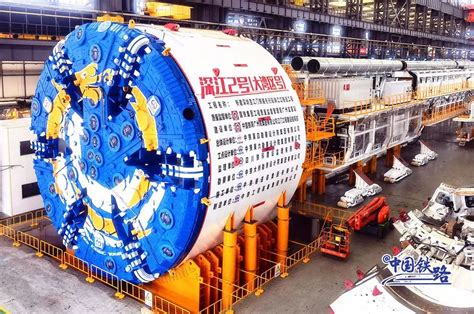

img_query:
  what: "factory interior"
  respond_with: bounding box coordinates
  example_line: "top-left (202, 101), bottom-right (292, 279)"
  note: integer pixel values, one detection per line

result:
top-left (0, 1), bottom-right (474, 313)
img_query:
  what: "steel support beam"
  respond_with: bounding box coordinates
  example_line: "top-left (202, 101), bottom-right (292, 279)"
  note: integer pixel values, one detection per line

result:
top-left (180, 0), bottom-right (473, 46)
top-left (374, 0), bottom-right (388, 25)
top-left (312, 0), bottom-right (328, 15)
top-left (0, 2), bottom-right (472, 62)
top-left (345, 0), bottom-right (362, 20)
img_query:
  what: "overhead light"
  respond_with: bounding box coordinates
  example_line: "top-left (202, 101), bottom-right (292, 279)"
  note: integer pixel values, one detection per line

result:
top-left (225, 13), bottom-right (260, 27)
top-left (293, 19), bottom-right (307, 33)
top-left (330, 0), bottom-right (346, 7)
top-left (332, 25), bottom-right (342, 37)
top-left (364, 30), bottom-right (370, 40)
top-left (134, 0), bottom-right (146, 14)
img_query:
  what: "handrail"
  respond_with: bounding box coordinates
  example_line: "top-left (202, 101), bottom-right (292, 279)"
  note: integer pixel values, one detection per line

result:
top-left (322, 151), bottom-right (345, 168)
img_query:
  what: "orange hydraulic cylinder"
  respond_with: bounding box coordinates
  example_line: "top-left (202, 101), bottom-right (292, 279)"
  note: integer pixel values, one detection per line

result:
top-left (369, 155), bottom-right (377, 174)
top-left (276, 192), bottom-right (289, 277)
top-left (243, 207), bottom-right (257, 290)
top-left (386, 144), bottom-right (401, 167)
top-left (311, 171), bottom-right (318, 194)
top-left (222, 214), bottom-right (237, 312)
top-left (317, 170), bottom-right (326, 195)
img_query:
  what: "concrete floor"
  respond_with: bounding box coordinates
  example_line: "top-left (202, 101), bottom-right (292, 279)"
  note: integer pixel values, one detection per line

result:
top-left (0, 121), bottom-right (472, 313)
top-left (0, 241), bottom-right (141, 314)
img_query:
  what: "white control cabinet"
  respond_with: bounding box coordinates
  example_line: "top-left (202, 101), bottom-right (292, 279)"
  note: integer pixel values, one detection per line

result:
top-left (0, 118), bottom-right (43, 216)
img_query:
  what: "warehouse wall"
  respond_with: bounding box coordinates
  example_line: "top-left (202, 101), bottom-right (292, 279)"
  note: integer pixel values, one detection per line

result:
top-left (0, 40), bottom-right (53, 61)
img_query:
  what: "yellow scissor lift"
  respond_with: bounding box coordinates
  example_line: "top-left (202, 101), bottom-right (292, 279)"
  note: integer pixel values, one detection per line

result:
top-left (319, 212), bottom-right (351, 259)
top-left (292, 201), bottom-right (352, 259)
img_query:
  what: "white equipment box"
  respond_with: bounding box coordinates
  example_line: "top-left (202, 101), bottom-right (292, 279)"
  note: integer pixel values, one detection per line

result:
top-left (0, 118), bottom-right (43, 216)
top-left (382, 80), bottom-right (412, 103)
top-left (313, 77), bottom-right (372, 110)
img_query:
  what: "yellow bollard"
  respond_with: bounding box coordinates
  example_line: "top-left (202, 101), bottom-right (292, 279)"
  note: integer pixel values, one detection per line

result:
top-left (243, 207), bottom-right (257, 291)
top-left (276, 192), bottom-right (289, 278)
top-left (222, 214), bottom-right (237, 313)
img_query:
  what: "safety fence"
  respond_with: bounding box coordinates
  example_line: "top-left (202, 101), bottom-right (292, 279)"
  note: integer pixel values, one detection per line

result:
top-left (154, 295), bottom-right (191, 314)
top-left (17, 230), bottom-right (40, 251)
top-left (3, 225), bottom-right (18, 245)
top-left (0, 219), bottom-right (193, 314)
top-left (300, 81), bottom-right (325, 105)
top-left (303, 143), bottom-right (331, 175)
top-left (303, 145), bottom-right (324, 168)
top-left (416, 82), bottom-right (469, 100)
top-left (0, 208), bottom-right (46, 228)
top-left (261, 236), bottom-right (323, 273)
top-left (339, 86), bottom-right (472, 117)
top-left (381, 93), bottom-right (412, 106)
top-left (200, 298), bottom-right (224, 314)
top-left (305, 115), bottom-right (336, 142)
top-left (64, 252), bottom-right (89, 275)
top-left (39, 240), bottom-right (64, 263)
top-left (423, 101), bottom-right (468, 126)
top-left (0, 209), bottom-right (331, 314)
top-left (292, 200), bottom-right (352, 223)
top-left (284, 66), bottom-right (326, 106)
top-left (340, 85), bottom-right (472, 110)
top-left (199, 260), bottom-right (286, 314)
top-left (302, 115), bottom-right (336, 174)
top-left (341, 93), bottom-right (420, 116)
top-left (322, 151), bottom-right (346, 168)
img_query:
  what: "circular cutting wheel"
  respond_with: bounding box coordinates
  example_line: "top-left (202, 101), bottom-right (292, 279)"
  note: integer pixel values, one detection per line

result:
top-left (31, 22), bottom-right (210, 283)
